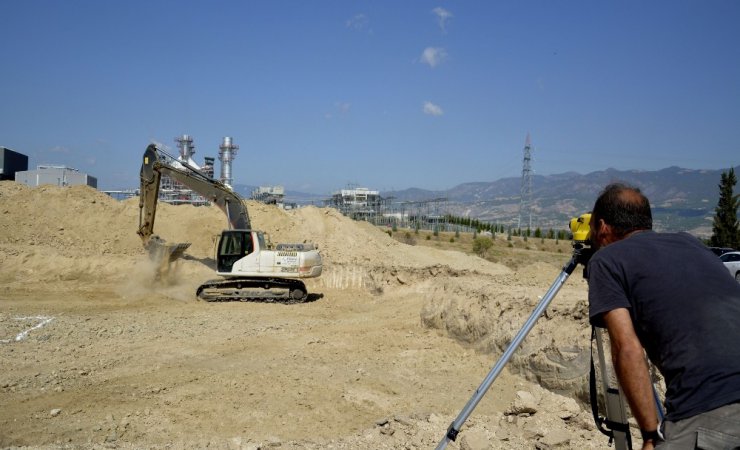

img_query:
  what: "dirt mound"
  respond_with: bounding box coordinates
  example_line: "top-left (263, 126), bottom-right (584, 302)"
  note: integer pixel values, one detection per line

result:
top-left (0, 183), bottom-right (140, 256)
top-left (0, 182), bottom-right (508, 273)
top-left (419, 263), bottom-right (592, 400)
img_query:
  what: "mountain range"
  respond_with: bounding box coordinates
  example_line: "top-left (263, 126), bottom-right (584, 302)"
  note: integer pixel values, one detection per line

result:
top-left (236, 165), bottom-right (740, 236)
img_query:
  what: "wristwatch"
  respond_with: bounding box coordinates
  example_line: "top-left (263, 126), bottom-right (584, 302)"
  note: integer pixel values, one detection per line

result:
top-left (641, 429), bottom-right (662, 443)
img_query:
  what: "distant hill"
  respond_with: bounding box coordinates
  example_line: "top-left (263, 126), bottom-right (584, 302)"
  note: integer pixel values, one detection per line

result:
top-left (383, 165), bottom-right (740, 236)
top-left (232, 166), bottom-right (738, 236)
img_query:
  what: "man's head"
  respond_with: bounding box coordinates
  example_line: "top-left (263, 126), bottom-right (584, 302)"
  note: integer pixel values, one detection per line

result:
top-left (590, 183), bottom-right (652, 249)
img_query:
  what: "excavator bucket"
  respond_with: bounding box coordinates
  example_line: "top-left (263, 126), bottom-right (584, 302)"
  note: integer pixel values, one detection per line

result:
top-left (146, 237), bottom-right (191, 281)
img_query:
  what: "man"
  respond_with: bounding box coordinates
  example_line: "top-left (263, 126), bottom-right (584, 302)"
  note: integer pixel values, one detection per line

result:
top-left (586, 183), bottom-right (740, 449)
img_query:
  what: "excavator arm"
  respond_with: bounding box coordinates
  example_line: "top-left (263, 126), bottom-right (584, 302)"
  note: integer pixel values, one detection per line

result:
top-left (138, 143), bottom-right (250, 242)
top-left (137, 143), bottom-right (251, 275)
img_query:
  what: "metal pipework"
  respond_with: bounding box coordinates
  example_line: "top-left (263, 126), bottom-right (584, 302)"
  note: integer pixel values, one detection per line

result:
top-left (175, 134), bottom-right (202, 170)
top-left (219, 136), bottom-right (239, 189)
top-left (175, 134), bottom-right (195, 160)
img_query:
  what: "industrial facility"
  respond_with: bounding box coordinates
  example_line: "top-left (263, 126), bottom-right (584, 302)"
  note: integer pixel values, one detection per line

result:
top-left (15, 165), bottom-right (97, 188)
top-left (251, 185), bottom-right (286, 207)
top-left (144, 134), bottom-right (241, 206)
top-left (3, 145), bottom-right (97, 189)
top-left (323, 185), bottom-right (451, 232)
top-left (325, 186), bottom-right (382, 221)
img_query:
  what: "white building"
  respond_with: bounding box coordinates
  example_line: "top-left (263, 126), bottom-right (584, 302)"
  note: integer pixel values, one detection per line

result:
top-left (15, 165), bottom-right (97, 188)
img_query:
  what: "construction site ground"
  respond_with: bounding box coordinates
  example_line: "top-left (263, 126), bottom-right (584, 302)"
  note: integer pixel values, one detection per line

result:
top-left (0, 182), bottom-right (613, 449)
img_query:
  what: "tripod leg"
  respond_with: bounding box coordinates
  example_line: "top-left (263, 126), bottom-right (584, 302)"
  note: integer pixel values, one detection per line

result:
top-left (435, 256), bottom-right (579, 450)
top-left (595, 328), bottom-right (633, 450)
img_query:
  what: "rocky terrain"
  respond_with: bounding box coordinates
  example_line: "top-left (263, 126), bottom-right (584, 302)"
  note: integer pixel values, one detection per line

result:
top-left (0, 182), bottom-right (619, 449)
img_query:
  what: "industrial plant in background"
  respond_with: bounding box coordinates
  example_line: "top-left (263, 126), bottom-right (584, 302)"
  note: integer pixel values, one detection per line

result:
top-left (134, 134), bottom-right (243, 206)
top-left (16, 165), bottom-right (97, 188)
top-left (324, 184), bottom-right (455, 233)
top-left (3, 145), bottom-right (98, 188)
top-left (326, 186), bottom-right (382, 221)
top-left (103, 135), bottom-right (244, 204)
top-left (250, 185), bottom-right (287, 208)
top-left (152, 134), bottom-right (211, 206)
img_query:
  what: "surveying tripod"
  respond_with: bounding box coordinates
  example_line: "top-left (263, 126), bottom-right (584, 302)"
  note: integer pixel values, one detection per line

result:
top-left (435, 214), bottom-right (644, 450)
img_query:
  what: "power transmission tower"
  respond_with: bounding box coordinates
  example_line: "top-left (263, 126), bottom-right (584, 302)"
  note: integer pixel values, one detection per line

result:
top-left (518, 134), bottom-right (533, 231)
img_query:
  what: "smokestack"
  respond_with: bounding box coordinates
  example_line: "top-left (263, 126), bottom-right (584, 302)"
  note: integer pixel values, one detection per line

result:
top-left (175, 134), bottom-right (200, 169)
top-left (218, 136), bottom-right (239, 189)
top-left (203, 157), bottom-right (215, 179)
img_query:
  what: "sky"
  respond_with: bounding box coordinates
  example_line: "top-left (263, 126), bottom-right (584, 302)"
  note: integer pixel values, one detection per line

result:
top-left (1, 1), bottom-right (739, 194)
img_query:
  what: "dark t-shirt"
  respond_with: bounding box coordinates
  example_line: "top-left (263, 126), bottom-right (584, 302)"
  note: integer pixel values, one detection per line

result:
top-left (587, 231), bottom-right (740, 421)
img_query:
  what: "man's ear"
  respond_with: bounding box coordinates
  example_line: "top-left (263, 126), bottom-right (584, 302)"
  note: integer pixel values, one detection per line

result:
top-left (597, 218), bottom-right (608, 233)
top-left (598, 219), bottom-right (616, 243)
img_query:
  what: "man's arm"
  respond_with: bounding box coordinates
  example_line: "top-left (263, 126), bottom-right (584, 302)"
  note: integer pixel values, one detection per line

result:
top-left (602, 308), bottom-right (660, 449)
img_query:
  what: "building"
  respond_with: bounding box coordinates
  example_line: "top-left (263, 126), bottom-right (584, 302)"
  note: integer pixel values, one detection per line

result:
top-left (326, 186), bottom-right (382, 221)
top-left (251, 185), bottom-right (285, 206)
top-left (15, 165), bottom-right (97, 188)
top-left (0, 147), bottom-right (29, 181)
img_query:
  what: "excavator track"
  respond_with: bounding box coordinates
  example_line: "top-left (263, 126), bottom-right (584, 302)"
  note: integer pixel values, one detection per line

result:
top-left (196, 277), bottom-right (308, 304)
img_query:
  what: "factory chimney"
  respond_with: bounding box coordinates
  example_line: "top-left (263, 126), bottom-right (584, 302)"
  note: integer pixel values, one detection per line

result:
top-left (218, 136), bottom-right (238, 189)
top-left (175, 134), bottom-right (200, 169)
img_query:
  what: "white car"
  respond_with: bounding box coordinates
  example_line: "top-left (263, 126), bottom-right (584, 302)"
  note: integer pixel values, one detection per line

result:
top-left (719, 251), bottom-right (740, 282)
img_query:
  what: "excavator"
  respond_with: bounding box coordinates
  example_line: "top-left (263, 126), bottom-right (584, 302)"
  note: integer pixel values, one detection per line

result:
top-left (137, 143), bottom-right (323, 302)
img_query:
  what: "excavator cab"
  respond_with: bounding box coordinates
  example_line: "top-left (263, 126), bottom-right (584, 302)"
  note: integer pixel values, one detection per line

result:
top-left (217, 230), bottom-right (254, 273)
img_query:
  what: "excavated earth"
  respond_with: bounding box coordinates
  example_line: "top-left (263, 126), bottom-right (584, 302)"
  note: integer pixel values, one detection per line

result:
top-left (0, 182), bottom-right (614, 449)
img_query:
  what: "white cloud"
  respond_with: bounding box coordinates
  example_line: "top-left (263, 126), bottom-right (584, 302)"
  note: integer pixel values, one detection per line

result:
top-left (423, 101), bottom-right (444, 116)
top-left (346, 14), bottom-right (369, 32)
top-left (432, 7), bottom-right (453, 33)
top-left (326, 101), bottom-right (351, 119)
top-left (420, 47), bottom-right (447, 68)
top-left (49, 145), bottom-right (70, 153)
top-left (335, 101), bottom-right (351, 114)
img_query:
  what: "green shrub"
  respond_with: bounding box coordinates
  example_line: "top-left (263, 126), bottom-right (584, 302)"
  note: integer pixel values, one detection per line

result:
top-left (472, 237), bottom-right (493, 256)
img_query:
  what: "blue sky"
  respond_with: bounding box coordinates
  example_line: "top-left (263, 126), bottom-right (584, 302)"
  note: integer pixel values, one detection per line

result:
top-left (1, 1), bottom-right (739, 194)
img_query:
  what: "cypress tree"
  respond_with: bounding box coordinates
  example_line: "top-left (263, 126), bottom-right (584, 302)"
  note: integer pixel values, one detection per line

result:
top-left (710, 168), bottom-right (740, 249)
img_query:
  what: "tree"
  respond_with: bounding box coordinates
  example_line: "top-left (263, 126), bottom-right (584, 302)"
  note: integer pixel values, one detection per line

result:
top-left (710, 168), bottom-right (740, 249)
top-left (472, 237), bottom-right (493, 256)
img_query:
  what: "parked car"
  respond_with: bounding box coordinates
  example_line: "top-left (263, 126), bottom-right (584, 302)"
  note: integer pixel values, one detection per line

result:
top-left (719, 251), bottom-right (740, 282)
top-left (710, 246), bottom-right (736, 257)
